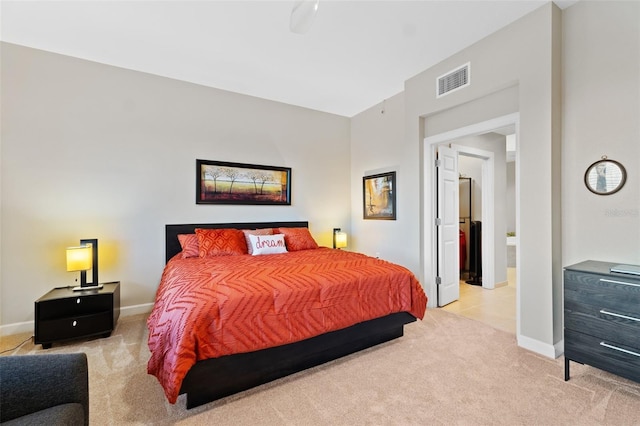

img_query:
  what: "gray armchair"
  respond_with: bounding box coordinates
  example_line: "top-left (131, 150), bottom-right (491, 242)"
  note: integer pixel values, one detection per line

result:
top-left (0, 353), bottom-right (89, 425)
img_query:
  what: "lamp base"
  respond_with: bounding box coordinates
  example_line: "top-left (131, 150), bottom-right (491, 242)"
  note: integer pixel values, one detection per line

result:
top-left (72, 284), bottom-right (104, 292)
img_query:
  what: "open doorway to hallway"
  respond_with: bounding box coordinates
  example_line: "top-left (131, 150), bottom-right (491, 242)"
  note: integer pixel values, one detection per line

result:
top-left (424, 113), bottom-right (521, 336)
top-left (441, 130), bottom-right (517, 334)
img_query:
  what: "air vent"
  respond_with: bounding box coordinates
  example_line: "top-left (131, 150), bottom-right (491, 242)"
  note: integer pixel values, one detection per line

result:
top-left (436, 63), bottom-right (470, 98)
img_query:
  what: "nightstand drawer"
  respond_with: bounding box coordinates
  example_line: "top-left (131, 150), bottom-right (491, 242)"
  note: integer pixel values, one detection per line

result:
top-left (565, 270), bottom-right (640, 313)
top-left (37, 293), bottom-right (112, 320)
top-left (37, 312), bottom-right (113, 343)
top-left (565, 309), bottom-right (640, 348)
top-left (565, 329), bottom-right (640, 383)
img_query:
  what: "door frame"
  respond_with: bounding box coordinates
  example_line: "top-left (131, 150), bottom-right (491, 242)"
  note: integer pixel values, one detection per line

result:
top-left (422, 113), bottom-right (520, 324)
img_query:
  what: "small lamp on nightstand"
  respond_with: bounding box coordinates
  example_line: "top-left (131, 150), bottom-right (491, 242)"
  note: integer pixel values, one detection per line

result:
top-left (333, 228), bottom-right (348, 249)
top-left (66, 238), bottom-right (102, 291)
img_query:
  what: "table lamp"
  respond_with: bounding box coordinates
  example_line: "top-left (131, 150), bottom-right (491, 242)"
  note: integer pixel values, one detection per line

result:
top-left (333, 228), bottom-right (348, 249)
top-left (67, 238), bottom-right (102, 291)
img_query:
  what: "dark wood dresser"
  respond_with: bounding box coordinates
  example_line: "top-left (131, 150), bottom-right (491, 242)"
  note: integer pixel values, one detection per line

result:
top-left (564, 261), bottom-right (640, 383)
top-left (35, 282), bottom-right (120, 349)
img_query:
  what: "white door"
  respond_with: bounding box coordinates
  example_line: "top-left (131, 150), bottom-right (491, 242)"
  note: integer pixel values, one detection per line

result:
top-left (437, 145), bottom-right (460, 306)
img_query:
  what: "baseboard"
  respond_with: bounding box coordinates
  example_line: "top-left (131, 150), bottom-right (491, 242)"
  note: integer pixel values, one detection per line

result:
top-left (493, 280), bottom-right (508, 289)
top-left (554, 339), bottom-right (564, 357)
top-left (0, 303), bottom-right (154, 337)
top-left (120, 302), bottom-right (154, 317)
top-left (517, 333), bottom-right (563, 359)
top-left (0, 320), bottom-right (33, 337)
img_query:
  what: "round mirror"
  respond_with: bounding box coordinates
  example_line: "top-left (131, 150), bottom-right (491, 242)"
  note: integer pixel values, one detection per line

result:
top-left (584, 158), bottom-right (626, 195)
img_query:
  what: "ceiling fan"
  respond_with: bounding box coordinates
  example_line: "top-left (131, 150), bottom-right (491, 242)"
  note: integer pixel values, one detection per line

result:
top-left (289, 0), bottom-right (320, 34)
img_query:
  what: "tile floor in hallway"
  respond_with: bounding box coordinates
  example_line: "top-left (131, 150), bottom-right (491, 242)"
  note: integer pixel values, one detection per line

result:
top-left (441, 268), bottom-right (516, 334)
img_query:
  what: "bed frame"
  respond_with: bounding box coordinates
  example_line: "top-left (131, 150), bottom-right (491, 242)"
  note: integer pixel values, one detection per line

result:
top-left (164, 222), bottom-right (417, 409)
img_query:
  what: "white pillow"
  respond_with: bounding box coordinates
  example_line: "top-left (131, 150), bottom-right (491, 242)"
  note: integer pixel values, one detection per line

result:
top-left (249, 234), bottom-right (288, 255)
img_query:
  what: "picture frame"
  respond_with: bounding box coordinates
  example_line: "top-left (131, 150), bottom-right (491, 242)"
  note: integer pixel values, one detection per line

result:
top-left (363, 171), bottom-right (396, 220)
top-left (196, 159), bottom-right (291, 205)
top-left (584, 158), bottom-right (626, 196)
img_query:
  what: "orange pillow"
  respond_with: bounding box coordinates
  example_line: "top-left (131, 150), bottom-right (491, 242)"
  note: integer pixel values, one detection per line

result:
top-left (242, 228), bottom-right (273, 255)
top-left (195, 228), bottom-right (248, 257)
top-left (177, 234), bottom-right (199, 258)
top-left (276, 227), bottom-right (318, 251)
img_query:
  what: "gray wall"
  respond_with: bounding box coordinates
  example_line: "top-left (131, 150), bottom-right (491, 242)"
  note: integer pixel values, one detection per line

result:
top-left (349, 92), bottom-right (413, 268)
top-left (391, 3), bottom-right (562, 356)
top-left (350, 1), bottom-right (639, 357)
top-left (562, 1), bottom-right (640, 265)
top-left (1, 43), bottom-right (351, 330)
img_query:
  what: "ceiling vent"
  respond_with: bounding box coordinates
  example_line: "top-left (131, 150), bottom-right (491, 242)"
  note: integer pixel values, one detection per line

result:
top-left (436, 62), bottom-right (470, 98)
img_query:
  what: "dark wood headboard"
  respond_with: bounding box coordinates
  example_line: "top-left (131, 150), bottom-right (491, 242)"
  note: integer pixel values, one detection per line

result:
top-left (165, 221), bottom-right (309, 263)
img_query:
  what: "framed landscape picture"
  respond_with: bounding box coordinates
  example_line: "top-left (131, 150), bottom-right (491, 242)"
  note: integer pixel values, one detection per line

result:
top-left (363, 171), bottom-right (396, 220)
top-left (196, 159), bottom-right (291, 205)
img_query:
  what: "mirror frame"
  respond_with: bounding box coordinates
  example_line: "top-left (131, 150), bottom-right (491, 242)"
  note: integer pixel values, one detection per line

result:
top-left (584, 159), bottom-right (627, 195)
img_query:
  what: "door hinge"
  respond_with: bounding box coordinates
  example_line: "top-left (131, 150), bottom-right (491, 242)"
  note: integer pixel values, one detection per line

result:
top-left (435, 159), bottom-right (441, 167)
top-left (435, 218), bottom-right (442, 226)
top-left (435, 276), bottom-right (442, 285)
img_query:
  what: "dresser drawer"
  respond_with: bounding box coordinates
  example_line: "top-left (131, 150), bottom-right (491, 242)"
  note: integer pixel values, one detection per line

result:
top-left (565, 309), bottom-right (640, 348)
top-left (37, 311), bottom-right (113, 343)
top-left (37, 294), bottom-right (112, 320)
top-left (564, 270), bottom-right (640, 315)
top-left (565, 329), bottom-right (640, 383)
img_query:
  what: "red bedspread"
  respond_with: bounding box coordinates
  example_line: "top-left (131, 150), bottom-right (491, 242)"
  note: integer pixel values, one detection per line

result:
top-left (147, 247), bottom-right (427, 403)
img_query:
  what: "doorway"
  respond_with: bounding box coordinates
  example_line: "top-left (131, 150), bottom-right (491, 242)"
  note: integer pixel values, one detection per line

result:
top-left (443, 142), bottom-right (517, 334)
top-left (423, 113), bottom-right (520, 335)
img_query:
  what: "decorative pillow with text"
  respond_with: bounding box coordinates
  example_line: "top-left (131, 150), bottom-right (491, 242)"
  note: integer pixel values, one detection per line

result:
top-left (249, 234), bottom-right (288, 255)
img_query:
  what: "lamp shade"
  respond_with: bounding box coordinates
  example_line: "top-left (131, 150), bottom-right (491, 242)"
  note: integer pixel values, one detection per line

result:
top-left (66, 245), bottom-right (92, 272)
top-left (334, 231), bottom-right (348, 249)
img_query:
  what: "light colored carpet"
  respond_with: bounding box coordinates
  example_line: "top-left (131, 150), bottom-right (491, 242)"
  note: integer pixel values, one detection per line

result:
top-left (2, 309), bottom-right (639, 425)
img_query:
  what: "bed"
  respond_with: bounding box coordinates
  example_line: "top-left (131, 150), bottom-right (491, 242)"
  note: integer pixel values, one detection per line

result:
top-left (147, 221), bottom-right (427, 409)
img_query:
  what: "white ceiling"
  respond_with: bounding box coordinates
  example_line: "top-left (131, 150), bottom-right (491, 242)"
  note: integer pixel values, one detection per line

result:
top-left (1, 1), bottom-right (578, 117)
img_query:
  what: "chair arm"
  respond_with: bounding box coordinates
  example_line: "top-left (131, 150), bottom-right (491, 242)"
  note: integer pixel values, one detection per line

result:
top-left (0, 353), bottom-right (89, 425)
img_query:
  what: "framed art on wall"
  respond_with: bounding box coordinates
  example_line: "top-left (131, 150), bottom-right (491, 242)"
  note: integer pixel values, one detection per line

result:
top-left (196, 159), bottom-right (291, 205)
top-left (363, 171), bottom-right (396, 220)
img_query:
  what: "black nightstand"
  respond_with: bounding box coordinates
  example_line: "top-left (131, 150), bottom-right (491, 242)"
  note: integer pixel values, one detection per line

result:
top-left (34, 282), bottom-right (120, 349)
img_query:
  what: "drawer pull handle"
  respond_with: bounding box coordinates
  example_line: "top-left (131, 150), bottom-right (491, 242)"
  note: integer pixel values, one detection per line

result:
top-left (72, 320), bottom-right (77, 327)
top-left (76, 298), bottom-right (81, 304)
top-left (599, 309), bottom-right (640, 322)
top-left (599, 278), bottom-right (640, 288)
top-left (600, 342), bottom-right (640, 358)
